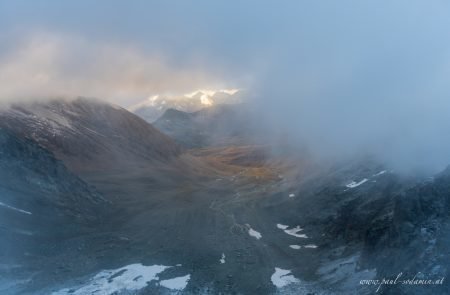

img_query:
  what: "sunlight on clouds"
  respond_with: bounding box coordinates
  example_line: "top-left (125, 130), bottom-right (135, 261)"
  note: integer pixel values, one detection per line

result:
top-left (185, 88), bottom-right (240, 105)
top-left (0, 32), bottom-right (231, 107)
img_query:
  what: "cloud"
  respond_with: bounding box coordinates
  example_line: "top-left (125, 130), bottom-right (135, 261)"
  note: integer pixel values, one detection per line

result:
top-left (0, 32), bottom-right (236, 107)
top-left (249, 1), bottom-right (450, 175)
top-left (2, 2), bottom-right (450, 174)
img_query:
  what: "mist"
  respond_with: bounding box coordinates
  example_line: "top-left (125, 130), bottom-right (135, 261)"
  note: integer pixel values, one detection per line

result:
top-left (2, 1), bottom-right (450, 174)
top-left (249, 1), bottom-right (450, 174)
top-left (0, 32), bottom-right (238, 107)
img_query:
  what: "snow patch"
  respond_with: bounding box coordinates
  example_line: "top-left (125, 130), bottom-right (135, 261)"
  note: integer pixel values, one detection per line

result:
top-left (304, 244), bottom-right (318, 249)
top-left (276, 224), bottom-right (289, 230)
top-left (373, 170), bottom-right (387, 177)
top-left (283, 226), bottom-right (308, 238)
top-left (289, 193), bottom-right (295, 198)
top-left (271, 268), bottom-right (300, 288)
top-left (247, 225), bottom-right (262, 240)
top-left (159, 275), bottom-right (190, 291)
top-left (346, 179), bottom-right (368, 188)
top-left (0, 202), bottom-right (32, 215)
top-left (52, 263), bottom-right (171, 294)
top-left (220, 253), bottom-right (226, 264)
top-left (289, 245), bottom-right (301, 250)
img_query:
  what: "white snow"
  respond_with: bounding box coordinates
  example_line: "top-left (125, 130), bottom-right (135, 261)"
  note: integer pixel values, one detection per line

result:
top-left (0, 202), bottom-right (32, 215)
top-left (277, 224), bottom-right (308, 238)
top-left (303, 244), bottom-right (318, 249)
top-left (271, 268), bottom-right (300, 288)
top-left (283, 226), bottom-right (308, 238)
top-left (247, 225), bottom-right (262, 240)
top-left (220, 253), bottom-right (226, 264)
top-left (19, 107), bottom-right (74, 134)
top-left (289, 244), bottom-right (318, 249)
top-left (373, 170), bottom-right (387, 177)
top-left (52, 263), bottom-right (174, 294)
top-left (276, 224), bottom-right (289, 230)
top-left (289, 193), bottom-right (295, 198)
top-left (346, 178), bottom-right (368, 188)
top-left (159, 275), bottom-right (190, 291)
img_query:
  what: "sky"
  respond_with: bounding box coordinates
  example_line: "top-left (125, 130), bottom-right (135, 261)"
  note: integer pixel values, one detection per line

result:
top-left (2, 1), bottom-right (450, 173)
top-left (0, 1), bottom-right (261, 106)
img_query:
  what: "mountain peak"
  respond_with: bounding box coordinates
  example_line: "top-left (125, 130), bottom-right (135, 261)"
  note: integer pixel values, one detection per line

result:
top-left (0, 97), bottom-right (181, 173)
top-left (129, 89), bottom-right (242, 122)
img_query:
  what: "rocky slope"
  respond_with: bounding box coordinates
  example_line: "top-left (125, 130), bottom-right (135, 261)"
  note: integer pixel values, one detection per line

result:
top-left (0, 97), bottom-right (182, 173)
top-left (0, 129), bottom-right (106, 294)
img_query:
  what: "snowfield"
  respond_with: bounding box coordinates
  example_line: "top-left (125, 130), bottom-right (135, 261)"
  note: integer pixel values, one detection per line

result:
top-left (159, 274), bottom-right (191, 290)
top-left (276, 224), bottom-right (289, 230)
top-left (271, 268), bottom-right (300, 288)
top-left (277, 224), bottom-right (308, 238)
top-left (373, 170), bottom-right (387, 177)
top-left (52, 263), bottom-right (190, 294)
top-left (283, 226), bottom-right (308, 238)
top-left (346, 178), bottom-right (368, 188)
top-left (247, 225), bottom-right (262, 239)
top-left (303, 244), bottom-right (318, 249)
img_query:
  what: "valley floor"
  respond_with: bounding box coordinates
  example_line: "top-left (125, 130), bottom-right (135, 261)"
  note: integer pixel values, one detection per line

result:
top-left (2, 145), bottom-right (449, 295)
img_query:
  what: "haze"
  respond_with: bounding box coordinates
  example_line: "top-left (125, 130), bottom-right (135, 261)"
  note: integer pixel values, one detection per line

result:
top-left (1, 0), bottom-right (450, 173)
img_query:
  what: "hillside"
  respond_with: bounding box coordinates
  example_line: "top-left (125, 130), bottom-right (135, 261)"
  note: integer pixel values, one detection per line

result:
top-left (0, 97), bottom-right (182, 173)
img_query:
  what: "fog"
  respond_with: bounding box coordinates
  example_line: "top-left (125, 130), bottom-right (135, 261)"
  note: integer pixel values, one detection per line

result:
top-left (250, 1), bottom-right (450, 174)
top-left (0, 32), bottom-right (235, 107)
top-left (2, 1), bottom-right (450, 173)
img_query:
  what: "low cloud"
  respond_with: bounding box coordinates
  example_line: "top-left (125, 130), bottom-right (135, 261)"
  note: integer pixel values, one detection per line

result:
top-left (2, 2), bottom-right (450, 175)
top-left (0, 32), bottom-right (233, 107)
top-left (250, 1), bottom-right (450, 175)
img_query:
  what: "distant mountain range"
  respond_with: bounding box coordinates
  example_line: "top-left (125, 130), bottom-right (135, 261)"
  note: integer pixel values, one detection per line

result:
top-left (153, 104), bottom-right (262, 148)
top-left (129, 89), bottom-right (242, 122)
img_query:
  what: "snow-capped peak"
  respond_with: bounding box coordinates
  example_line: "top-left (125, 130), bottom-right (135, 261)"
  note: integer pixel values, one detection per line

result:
top-left (129, 88), bottom-right (241, 122)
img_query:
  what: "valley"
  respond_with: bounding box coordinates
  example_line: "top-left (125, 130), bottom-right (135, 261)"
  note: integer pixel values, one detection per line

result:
top-left (0, 98), bottom-right (448, 295)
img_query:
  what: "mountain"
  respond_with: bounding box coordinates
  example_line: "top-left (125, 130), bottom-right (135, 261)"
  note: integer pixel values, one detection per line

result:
top-left (0, 129), bottom-right (106, 294)
top-left (154, 104), bottom-right (260, 148)
top-left (0, 97), bottom-right (448, 294)
top-left (129, 89), bottom-right (242, 122)
top-left (0, 97), bottom-right (182, 173)
top-left (263, 160), bottom-right (449, 295)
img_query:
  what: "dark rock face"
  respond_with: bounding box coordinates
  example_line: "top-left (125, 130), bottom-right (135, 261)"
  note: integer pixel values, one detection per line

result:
top-left (294, 163), bottom-right (450, 295)
top-left (365, 172), bottom-right (450, 295)
top-left (0, 97), bottom-right (182, 172)
top-left (0, 129), bottom-right (105, 276)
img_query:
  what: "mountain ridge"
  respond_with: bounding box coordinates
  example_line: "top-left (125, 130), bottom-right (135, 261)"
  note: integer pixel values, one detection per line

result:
top-left (0, 97), bottom-right (182, 173)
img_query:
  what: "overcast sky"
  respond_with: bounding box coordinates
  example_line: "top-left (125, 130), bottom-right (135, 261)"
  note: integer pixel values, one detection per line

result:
top-left (2, 1), bottom-right (450, 173)
top-left (0, 0), bottom-right (265, 105)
